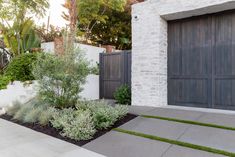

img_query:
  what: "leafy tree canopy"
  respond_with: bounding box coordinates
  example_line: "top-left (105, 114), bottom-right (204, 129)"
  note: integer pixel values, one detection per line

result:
top-left (63, 0), bottom-right (130, 49)
top-left (0, 0), bottom-right (49, 21)
top-left (0, 0), bottom-right (49, 55)
top-left (89, 8), bottom-right (131, 49)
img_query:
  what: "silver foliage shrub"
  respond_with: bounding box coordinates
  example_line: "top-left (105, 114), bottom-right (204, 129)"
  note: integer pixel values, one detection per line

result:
top-left (38, 107), bottom-right (56, 126)
top-left (51, 108), bottom-right (96, 140)
top-left (50, 108), bottom-right (74, 130)
top-left (23, 107), bottom-right (43, 123)
top-left (76, 100), bottom-right (128, 129)
top-left (6, 101), bottom-right (22, 116)
top-left (62, 110), bottom-right (96, 140)
top-left (7, 98), bottom-right (56, 126)
top-left (13, 104), bottom-right (33, 121)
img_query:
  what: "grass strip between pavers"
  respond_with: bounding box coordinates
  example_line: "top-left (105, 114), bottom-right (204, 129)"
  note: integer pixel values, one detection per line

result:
top-left (141, 115), bottom-right (235, 131)
top-left (113, 128), bottom-right (235, 157)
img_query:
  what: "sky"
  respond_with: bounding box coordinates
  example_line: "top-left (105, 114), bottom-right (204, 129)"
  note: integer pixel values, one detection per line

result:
top-left (35, 0), bottom-right (68, 28)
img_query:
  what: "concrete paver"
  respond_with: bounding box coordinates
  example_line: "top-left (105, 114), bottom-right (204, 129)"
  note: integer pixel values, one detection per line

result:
top-left (145, 108), bottom-right (205, 121)
top-left (0, 119), bottom-right (105, 157)
top-left (179, 125), bottom-right (235, 152)
top-left (128, 106), bottom-right (156, 115)
top-left (197, 113), bottom-right (235, 128)
top-left (84, 107), bottom-right (235, 157)
top-left (119, 116), bottom-right (190, 140)
top-left (84, 131), bottom-right (171, 157)
top-left (163, 145), bottom-right (225, 157)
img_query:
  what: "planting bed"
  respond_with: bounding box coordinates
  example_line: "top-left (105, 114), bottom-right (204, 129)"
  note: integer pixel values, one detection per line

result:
top-left (0, 113), bottom-right (137, 146)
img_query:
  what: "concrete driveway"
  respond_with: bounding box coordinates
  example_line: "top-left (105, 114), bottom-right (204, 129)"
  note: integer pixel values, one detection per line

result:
top-left (84, 107), bottom-right (235, 157)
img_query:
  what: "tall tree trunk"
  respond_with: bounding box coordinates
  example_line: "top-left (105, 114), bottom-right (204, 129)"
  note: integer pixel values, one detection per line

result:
top-left (66, 0), bottom-right (78, 53)
top-left (17, 33), bottom-right (21, 55)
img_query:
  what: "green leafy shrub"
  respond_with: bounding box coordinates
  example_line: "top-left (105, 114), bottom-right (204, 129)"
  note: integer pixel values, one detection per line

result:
top-left (114, 85), bottom-right (131, 105)
top-left (0, 75), bottom-right (12, 90)
top-left (4, 53), bottom-right (38, 81)
top-left (32, 50), bottom-right (90, 108)
top-left (51, 108), bottom-right (96, 140)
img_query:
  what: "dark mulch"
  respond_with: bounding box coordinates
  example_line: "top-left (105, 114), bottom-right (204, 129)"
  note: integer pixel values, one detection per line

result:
top-left (0, 113), bottom-right (137, 146)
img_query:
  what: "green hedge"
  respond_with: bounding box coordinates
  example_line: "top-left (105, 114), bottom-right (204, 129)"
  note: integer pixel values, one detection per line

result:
top-left (0, 75), bottom-right (12, 90)
top-left (4, 53), bottom-right (38, 82)
top-left (114, 85), bottom-right (131, 105)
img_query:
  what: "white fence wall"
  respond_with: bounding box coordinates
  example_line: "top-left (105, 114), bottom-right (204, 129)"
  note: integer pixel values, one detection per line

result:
top-left (41, 42), bottom-right (105, 65)
top-left (0, 81), bottom-right (37, 109)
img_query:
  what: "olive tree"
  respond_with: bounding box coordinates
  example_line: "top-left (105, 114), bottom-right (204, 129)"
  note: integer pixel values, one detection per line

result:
top-left (32, 47), bottom-right (90, 108)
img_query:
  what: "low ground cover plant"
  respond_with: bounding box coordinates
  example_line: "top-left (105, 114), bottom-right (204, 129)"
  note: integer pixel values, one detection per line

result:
top-left (76, 100), bottom-right (128, 129)
top-left (6, 99), bottom-right (128, 141)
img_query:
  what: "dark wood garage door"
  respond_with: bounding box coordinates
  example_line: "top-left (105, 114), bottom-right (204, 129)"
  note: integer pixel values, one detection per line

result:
top-left (168, 10), bottom-right (235, 110)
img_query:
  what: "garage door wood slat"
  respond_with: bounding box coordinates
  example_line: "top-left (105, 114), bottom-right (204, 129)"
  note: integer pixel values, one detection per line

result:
top-left (168, 10), bottom-right (235, 110)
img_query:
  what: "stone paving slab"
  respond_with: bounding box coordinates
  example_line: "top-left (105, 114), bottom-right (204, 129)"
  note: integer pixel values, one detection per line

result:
top-left (163, 145), bottom-right (225, 157)
top-left (128, 106), bottom-right (156, 115)
top-left (84, 107), bottom-right (235, 157)
top-left (145, 108), bottom-right (205, 121)
top-left (132, 106), bottom-right (235, 128)
top-left (84, 131), bottom-right (171, 157)
top-left (196, 113), bottom-right (235, 128)
top-left (84, 131), bottom-right (225, 157)
top-left (119, 117), bottom-right (190, 140)
top-left (179, 125), bottom-right (235, 153)
top-left (0, 119), bottom-right (105, 157)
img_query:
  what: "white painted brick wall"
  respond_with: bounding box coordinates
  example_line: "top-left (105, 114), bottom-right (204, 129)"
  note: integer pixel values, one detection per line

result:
top-left (132, 3), bottom-right (167, 107)
top-left (132, 0), bottom-right (235, 107)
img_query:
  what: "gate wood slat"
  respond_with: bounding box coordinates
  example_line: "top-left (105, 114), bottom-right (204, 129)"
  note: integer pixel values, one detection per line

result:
top-left (168, 9), bottom-right (235, 110)
top-left (99, 51), bottom-right (131, 99)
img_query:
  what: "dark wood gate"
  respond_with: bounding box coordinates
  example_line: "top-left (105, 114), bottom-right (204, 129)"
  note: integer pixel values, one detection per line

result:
top-left (100, 51), bottom-right (131, 99)
top-left (168, 10), bottom-right (235, 110)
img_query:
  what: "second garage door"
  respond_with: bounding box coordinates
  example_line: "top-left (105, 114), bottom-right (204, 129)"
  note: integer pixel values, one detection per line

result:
top-left (168, 10), bottom-right (235, 110)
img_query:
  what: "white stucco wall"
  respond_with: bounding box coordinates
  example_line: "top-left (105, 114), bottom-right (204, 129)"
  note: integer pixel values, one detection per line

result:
top-left (80, 75), bottom-right (99, 100)
top-left (0, 76), bottom-right (99, 111)
top-left (0, 81), bottom-right (37, 109)
top-left (76, 44), bottom-right (105, 66)
top-left (132, 0), bottom-right (235, 107)
top-left (41, 42), bottom-right (105, 65)
top-left (41, 42), bottom-right (55, 54)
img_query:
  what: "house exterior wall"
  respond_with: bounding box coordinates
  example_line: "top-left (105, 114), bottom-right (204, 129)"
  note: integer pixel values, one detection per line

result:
top-left (132, 0), bottom-right (235, 107)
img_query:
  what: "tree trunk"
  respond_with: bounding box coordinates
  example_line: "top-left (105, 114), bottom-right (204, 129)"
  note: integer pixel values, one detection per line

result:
top-left (66, 0), bottom-right (78, 52)
top-left (17, 33), bottom-right (21, 55)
